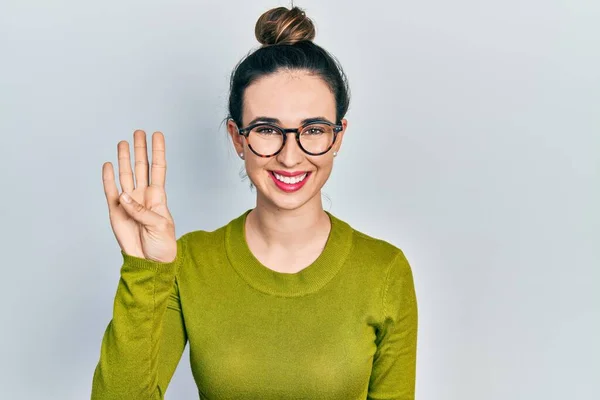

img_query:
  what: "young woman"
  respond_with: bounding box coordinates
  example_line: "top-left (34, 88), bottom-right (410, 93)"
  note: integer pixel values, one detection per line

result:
top-left (92, 6), bottom-right (418, 400)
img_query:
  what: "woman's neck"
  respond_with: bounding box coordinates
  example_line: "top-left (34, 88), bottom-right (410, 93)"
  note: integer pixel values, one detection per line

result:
top-left (247, 194), bottom-right (330, 251)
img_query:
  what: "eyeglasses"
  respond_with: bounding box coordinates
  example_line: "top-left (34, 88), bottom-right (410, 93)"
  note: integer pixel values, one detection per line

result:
top-left (236, 119), bottom-right (343, 157)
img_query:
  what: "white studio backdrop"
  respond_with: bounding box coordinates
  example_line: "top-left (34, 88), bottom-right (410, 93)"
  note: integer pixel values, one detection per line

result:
top-left (0, 0), bottom-right (598, 399)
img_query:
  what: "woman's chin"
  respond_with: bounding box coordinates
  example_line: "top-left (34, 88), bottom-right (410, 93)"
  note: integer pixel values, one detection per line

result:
top-left (258, 186), bottom-right (320, 211)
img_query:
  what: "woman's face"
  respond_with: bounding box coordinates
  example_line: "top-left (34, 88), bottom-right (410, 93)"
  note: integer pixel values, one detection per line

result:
top-left (228, 69), bottom-right (347, 211)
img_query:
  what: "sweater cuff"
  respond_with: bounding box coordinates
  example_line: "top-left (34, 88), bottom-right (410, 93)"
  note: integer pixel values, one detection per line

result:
top-left (120, 237), bottom-right (185, 272)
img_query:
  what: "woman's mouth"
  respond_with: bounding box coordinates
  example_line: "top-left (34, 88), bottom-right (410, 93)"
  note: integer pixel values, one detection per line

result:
top-left (269, 171), bottom-right (311, 192)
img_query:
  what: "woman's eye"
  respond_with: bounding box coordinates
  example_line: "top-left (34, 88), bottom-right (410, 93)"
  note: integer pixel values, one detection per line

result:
top-left (302, 124), bottom-right (329, 135)
top-left (256, 128), bottom-right (276, 134)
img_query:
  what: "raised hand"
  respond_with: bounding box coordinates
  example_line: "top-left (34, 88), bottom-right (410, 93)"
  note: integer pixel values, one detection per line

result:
top-left (102, 130), bottom-right (177, 263)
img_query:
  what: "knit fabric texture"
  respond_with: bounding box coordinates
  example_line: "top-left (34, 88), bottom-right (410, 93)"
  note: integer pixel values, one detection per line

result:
top-left (91, 209), bottom-right (418, 399)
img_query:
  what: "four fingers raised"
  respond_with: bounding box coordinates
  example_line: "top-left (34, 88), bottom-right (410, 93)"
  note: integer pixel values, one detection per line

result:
top-left (105, 130), bottom-right (168, 213)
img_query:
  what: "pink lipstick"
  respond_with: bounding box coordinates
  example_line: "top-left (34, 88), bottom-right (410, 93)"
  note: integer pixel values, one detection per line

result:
top-left (269, 171), bottom-right (311, 193)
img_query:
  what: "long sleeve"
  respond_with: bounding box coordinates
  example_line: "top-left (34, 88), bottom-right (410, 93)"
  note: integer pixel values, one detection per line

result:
top-left (91, 236), bottom-right (188, 400)
top-left (368, 252), bottom-right (419, 400)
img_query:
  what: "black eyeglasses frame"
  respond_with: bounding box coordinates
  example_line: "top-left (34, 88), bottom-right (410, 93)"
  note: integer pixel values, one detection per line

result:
top-left (236, 119), bottom-right (343, 157)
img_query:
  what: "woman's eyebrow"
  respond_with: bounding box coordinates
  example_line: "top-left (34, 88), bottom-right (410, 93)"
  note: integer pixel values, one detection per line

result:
top-left (247, 116), bottom-right (333, 125)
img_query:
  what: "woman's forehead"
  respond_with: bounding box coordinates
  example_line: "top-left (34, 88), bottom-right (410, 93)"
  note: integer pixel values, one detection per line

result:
top-left (243, 71), bottom-right (336, 125)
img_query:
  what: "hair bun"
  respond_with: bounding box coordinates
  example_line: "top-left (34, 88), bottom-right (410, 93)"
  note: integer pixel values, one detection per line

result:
top-left (255, 6), bottom-right (316, 46)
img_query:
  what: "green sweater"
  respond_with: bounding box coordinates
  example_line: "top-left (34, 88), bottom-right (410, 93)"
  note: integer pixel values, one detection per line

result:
top-left (91, 209), bottom-right (418, 399)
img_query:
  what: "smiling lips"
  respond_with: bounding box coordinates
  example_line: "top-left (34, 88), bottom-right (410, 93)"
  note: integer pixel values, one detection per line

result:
top-left (269, 170), bottom-right (311, 192)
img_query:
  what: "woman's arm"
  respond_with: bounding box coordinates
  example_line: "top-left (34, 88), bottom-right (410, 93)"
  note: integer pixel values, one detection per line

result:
top-left (368, 251), bottom-right (419, 400)
top-left (91, 236), bottom-right (188, 400)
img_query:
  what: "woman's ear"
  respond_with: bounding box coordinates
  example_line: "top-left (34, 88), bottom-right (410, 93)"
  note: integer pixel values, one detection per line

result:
top-left (227, 119), bottom-right (245, 156)
top-left (333, 118), bottom-right (348, 154)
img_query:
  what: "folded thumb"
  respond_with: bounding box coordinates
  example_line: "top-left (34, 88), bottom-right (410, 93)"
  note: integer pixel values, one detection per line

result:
top-left (119, 192), bottom-right (162, 227)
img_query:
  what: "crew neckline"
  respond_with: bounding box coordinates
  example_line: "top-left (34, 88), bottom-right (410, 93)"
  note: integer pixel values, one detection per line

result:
top-left (225, 209), bottom-right (353, 297)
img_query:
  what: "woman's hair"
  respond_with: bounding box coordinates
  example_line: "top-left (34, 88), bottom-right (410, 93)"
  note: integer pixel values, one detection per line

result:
top-left (226, 6), bottom-right (351, 127)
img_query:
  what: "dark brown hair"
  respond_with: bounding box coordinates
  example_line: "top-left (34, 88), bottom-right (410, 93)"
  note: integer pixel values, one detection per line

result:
top-left (255, 6), bottom-right (316, 46)
top-left (227, 6), bottom-right (351, 127)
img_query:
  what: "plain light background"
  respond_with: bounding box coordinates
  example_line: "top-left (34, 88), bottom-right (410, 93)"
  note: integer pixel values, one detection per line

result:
top-left (1, 0), bottom-right (598, 399)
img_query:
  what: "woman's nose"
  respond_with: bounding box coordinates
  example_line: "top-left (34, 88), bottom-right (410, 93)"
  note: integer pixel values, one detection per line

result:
top-left (276, 132), bottom-right (305, 166)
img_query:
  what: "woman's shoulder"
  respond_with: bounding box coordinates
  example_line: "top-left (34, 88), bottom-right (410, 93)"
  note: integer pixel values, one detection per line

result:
top-left (355, 229), bottom-right (406, 263)
top-left (173, 216), bottom-right (236, 258)
top-left (178, 224), bottom-right (229, 250)
top-left (333, 214), bottom-right (408, 268)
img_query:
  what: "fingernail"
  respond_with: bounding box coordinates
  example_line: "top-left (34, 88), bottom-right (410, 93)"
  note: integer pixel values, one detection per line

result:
top-left (122, 193), bottom-right (131, 203)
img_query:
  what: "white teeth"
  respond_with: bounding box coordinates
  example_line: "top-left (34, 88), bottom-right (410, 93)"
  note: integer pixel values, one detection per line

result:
top-left (273, 172), bottom-right (308, 184)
